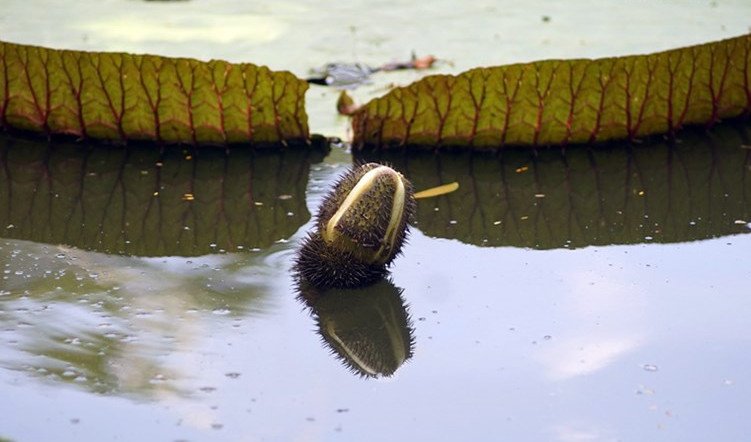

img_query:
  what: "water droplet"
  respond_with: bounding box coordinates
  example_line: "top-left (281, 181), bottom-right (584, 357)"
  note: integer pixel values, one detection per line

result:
top-left (150, 374), bottom-right (167, 384)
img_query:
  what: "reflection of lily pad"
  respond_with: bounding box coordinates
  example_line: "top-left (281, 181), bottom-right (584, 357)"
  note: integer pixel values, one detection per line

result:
top-left (0, 135), bottom-right (325, 256)
top-left (356, 122), bottom-right (751, 248)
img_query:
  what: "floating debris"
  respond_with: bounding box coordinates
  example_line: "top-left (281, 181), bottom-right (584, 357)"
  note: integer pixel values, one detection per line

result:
top-left (307, 54), bottom-right (437, 89)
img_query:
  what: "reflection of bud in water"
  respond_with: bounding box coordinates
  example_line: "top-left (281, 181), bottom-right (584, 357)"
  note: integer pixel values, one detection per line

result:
top-left (299, 279), bottom-right (414, 378)
top-left (295, 163), bottom-right (416, 288)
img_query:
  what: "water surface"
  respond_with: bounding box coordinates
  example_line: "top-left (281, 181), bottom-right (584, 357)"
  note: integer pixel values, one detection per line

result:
top-left (2, 1), bottom-right (751, 441)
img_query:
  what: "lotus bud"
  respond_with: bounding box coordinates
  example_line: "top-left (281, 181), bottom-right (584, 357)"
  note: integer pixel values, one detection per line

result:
top-left (295, 163), bottom-right (416, 289)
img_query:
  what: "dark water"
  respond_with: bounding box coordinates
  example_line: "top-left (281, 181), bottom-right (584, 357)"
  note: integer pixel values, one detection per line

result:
top-left (1, 122), bottom-right (750, 441)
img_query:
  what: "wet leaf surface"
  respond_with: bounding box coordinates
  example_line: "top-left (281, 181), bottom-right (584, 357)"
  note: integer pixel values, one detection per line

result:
top-left (353, 35), bottom-right (751, 149)
top-left (0, 41), bottom-right (310, 146)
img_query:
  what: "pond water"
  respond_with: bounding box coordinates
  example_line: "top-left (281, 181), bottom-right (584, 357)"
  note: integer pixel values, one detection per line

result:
top-left (2, 1), bottom-right (751, 441)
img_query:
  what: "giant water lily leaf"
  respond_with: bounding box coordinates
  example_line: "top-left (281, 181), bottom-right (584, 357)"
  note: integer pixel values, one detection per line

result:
top-left (0, 40), bottom-right (309, 146)
top-left (353, 34), bottom-right (751, 150)
top-left (0, 135), bottom-right (324, 256)
top-left (356, 121), bottom-right (751, 248)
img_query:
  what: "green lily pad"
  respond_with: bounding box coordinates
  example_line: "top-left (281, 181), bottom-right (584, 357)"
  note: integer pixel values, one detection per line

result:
top-left (0, 40), bottom-right (309, 146)
top-left (353, 34), bottom-right (751, 149)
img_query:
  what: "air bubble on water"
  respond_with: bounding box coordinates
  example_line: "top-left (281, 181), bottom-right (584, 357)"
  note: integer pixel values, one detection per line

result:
top-left (56, 253), bottom-right (66, 259)
top-left (150, 373), bottom-right (167, 384)
top-left (641, 363), bottom-right (659, 372)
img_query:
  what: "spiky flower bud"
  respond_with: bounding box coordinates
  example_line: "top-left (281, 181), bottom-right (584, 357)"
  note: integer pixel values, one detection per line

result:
top-left (295, 163), bottom-right (415, 288)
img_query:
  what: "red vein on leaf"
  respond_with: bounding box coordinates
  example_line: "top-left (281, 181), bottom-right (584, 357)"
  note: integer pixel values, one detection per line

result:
top-left (707, 42), bottom-right (729, 126)
top-left (175, 61), bottom-right (197, 145)
top-left (20, 47), bottom-right (47, 131)
top-left (61, 51), bottom-right (86, 138)
top-left (588, 61), bottom-right (614, 144)
top-left (467, 71), bottom-right (487, 149)
top-left (137, 56), bottom-right (162, 143)
top-left (0, 45), bottom-right (7, 129)
top-left (665, 50), bottom-right (680, 133)
top-left (532, 63), bottom-right (557, 146)
top-left (211, 62), bottom-right (229, 144)
top-left (89, 55), bottom-right (122, 139)
top-left (563, 61), bottom-right (586, 146)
